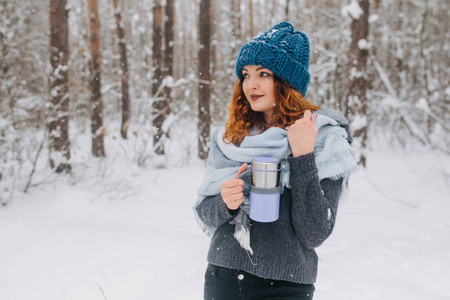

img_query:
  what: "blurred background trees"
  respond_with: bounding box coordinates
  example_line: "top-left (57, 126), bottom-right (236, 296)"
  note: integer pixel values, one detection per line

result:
top-left (0, 0), bottom-right (448, 203)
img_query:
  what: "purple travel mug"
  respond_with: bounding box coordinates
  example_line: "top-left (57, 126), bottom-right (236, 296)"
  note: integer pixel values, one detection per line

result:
top-left (239, 157), bottom-right (281, 222)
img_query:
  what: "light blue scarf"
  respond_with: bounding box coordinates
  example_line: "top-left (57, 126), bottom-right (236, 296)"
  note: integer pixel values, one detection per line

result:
top-left (195, 110), bottom-right (359, 253)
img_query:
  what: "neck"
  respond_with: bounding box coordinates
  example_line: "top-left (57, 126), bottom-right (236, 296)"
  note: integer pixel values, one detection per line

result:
top-left (264, 113), bottom-right (273, 125)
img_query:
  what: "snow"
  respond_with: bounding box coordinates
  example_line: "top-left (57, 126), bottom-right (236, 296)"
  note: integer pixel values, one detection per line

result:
top-left (358, 39), bottom-right (370, 50)
top-left (350, 114), bottom-right (367, 132)
top-left (342, 0), bottom-right (363, 20)
top-left (350, 67), bottom-right (365, 80)
top-left (415, 97), bottom-right (430, 112)
top-left (1, 149), bottom-right (450, 300)
top-left (369, 14), bottom-right (379, 24)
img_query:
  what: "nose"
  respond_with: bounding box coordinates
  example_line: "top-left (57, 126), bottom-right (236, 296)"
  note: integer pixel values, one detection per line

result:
top-left (247, 76), bottom-right (258, 90)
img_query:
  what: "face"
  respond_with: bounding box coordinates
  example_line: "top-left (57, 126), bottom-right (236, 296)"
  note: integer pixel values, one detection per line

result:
top-left (241, 65), bottom-right (276, 123)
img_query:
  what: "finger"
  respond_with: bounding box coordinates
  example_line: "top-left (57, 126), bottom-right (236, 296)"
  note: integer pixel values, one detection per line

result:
top-left (223, 192), bottom-right (244, 206)
top-left (229, 184), bottom-right (244, 193)
top-left (233, 163), bottom-right (248, 179)
top-left (303, 110), bottom-right (312, 119)
top-left (222, 185), bottom-right (244, 197)
top-left (227, 193), bottom-right (245, 203)
top-left (231, 196), bottom-right (245, 205)
top-left (222, 179), bottom-right (236, 188)
top-left (234, 196), bottom-right (245, 205)
top-left (228, 197), bottom-right (244, 210)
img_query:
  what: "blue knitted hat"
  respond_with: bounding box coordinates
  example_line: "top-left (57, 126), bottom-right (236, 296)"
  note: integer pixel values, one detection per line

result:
top-left (235, 22), bottom-right (311, 96)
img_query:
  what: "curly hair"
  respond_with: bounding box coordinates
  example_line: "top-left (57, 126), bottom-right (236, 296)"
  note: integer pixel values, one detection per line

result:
top-left (223, 75), bottom-right (320, 146)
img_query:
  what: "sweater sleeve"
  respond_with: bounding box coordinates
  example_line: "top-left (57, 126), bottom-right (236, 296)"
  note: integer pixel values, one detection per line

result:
top-left (287, 152), bottom-right (343, 249)
top-left (195, 194), bottom-right (238, 229)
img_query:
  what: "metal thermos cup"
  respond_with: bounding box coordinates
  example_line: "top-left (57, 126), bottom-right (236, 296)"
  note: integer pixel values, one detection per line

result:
top-left (238, 157), bottom-right (281, 223)
top-left (251, 157), bottom-right (281, 188)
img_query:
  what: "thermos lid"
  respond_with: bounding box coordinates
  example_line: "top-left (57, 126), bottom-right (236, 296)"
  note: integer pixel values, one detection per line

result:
top-left (252, 157), bottom-right (281, 172)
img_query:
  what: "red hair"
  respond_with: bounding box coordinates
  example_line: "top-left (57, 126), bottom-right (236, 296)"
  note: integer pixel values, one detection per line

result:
top-left (223, 76), bottom-right (320, 146)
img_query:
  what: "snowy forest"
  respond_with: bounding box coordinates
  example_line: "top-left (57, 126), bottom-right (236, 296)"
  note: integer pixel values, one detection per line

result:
top-left (0, 0), bottom-right (449, 203)
top-left (1, 1), bottom-right (450, 299)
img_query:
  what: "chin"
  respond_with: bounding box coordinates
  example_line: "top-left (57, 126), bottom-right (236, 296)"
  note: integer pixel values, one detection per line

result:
top-left (250, 105), bottom-right (263, 112)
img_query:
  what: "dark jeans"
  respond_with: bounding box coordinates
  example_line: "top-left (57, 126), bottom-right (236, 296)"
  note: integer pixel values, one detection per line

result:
top-left (204, 264), bottom-right (315, 300)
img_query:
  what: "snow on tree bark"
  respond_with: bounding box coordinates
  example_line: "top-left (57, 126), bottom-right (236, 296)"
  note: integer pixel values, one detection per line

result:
top-left (49, 0), bottom-right (71, 173)
top-left (198, 0), bottom-right (212, 160)
top-left (151, 0), bottom-right (170, 155)
top-left (161, 0), bottom-right (174, 144)
top-left (112, 0), bottom-right (130, 140)
top-left (346, 0), bottom-right (369, 167)
top-left (87, 0), bottom-right (105, 157)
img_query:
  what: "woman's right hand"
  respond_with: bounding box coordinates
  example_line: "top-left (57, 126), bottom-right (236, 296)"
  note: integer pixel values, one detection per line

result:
top-left (221, 163), bottom-right (248, 210)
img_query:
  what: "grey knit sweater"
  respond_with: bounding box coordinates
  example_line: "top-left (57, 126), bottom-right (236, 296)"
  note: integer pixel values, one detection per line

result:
top-left (195, 152), bottom-right (343, 284)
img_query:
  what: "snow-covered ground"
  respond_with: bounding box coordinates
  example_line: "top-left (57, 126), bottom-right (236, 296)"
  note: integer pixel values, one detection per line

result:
top-left (1, 150), bottom-right (449, 300)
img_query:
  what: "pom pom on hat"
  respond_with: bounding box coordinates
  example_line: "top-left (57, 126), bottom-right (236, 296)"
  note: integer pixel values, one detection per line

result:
top-left (235, 22), bottom-right (311, 96)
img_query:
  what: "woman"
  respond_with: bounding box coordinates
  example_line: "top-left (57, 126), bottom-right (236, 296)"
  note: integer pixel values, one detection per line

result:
top-left (195, 22), bottom-right (358, 300)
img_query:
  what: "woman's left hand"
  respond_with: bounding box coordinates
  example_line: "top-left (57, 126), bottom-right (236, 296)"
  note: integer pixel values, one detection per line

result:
top-left (287, 110), bottom-right (318, 157)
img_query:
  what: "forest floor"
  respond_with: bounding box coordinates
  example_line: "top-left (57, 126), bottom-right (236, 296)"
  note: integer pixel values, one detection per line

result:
top-left (1, 149), bottom-right (449, 300)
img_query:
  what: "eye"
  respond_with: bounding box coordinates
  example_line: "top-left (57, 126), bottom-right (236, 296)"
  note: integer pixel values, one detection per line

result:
top-left (242, 73), bottom-right (250, 79)
top-left (260, 71), bottom-right (272, 77)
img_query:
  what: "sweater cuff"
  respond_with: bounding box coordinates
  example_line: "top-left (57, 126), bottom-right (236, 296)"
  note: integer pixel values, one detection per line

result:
top-left (287, 152), bottom-right (317, 177)
top-left (215, 194), bottom-right (238, 220)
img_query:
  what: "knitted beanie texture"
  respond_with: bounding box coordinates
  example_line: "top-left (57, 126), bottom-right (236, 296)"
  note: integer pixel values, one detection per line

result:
top-left (235, 22), bottom-right (311, 96)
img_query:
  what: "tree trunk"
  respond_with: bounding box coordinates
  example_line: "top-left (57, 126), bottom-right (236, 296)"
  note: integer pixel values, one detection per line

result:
top-left (285, 0), bottom-right (290, 20)
top-left (151, 0), bottom-right (167, 155)
top-left (248, 0), bottom-right (253, 39)
top-left (112, 0), bottom-right (130, 139)
top-left (87, 0), bottom-right (105, 157)
top-left (347, 0), bottom-right (369, 167)
top-left (231, 0), bottom-right (241, 61)
top-left (164, 0), bottom-right (175, 78)
top-left (49, 0), bottom-right (71, 173)
top-left (198, 0), bottom-right (212, 160)
top-left (210, 0), bottom-right (217, 78)
top-left (162, 0), bottom-right (174, 135)
top-left (271, 0), bottom-right (276, 24)
top-left (235, 0), bottom-right (242, 42)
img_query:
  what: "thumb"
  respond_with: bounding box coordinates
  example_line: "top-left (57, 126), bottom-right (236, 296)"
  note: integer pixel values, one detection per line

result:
top-left (233, 163), bottom-right (248, 179)
top-left (311, 113), bottom-right (318, 126)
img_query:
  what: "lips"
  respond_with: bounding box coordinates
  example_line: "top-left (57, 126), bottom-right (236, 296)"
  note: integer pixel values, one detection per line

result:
top-left (250, 94), bottom-right (263, 101)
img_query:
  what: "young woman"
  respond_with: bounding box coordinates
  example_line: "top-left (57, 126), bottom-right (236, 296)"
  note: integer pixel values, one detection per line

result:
top-left (195, 22), bottom-right (358, 300)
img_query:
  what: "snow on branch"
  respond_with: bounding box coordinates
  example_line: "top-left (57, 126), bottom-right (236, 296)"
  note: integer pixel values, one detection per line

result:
top-left (342, 0), bottom-right (363, 20)
top-left (358, 39), bottom-right (370, 50)
top-left (369, 50), bottom-right (398, 99)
